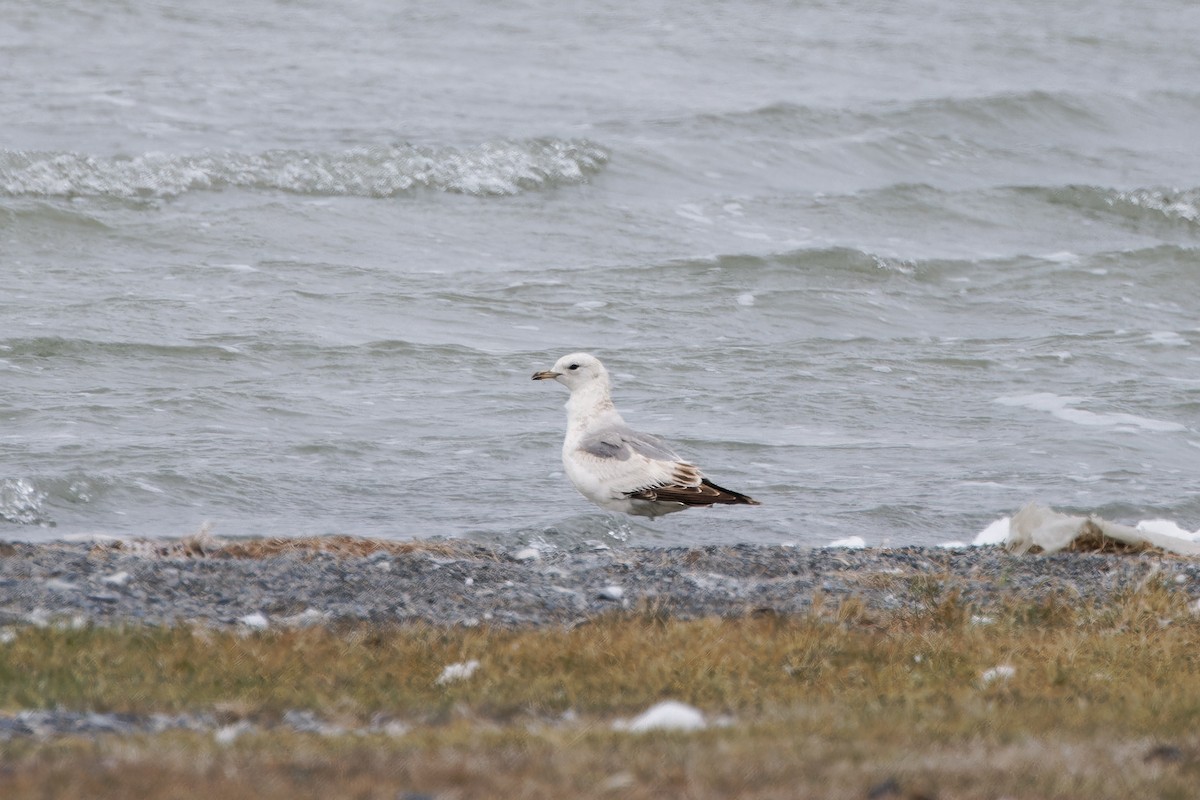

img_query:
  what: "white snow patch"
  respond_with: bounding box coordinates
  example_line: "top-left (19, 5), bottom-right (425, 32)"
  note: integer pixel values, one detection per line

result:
top-left (1136, 519), bottom-right (1200, 541)
top-left (973, 517), bottom-right (1011, 546)
top-left (214, 721), bottom-right (254, 746)
top-left (436, 660), bottom-right (481, 685)
top-left (980, 665), bottom-right (1016, 685)
top-left (617, 700), bottom-right (707, 733)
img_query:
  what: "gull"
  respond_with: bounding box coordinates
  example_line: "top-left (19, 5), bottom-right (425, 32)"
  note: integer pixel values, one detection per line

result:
top-left (532, 352), bottom-right (760, 518)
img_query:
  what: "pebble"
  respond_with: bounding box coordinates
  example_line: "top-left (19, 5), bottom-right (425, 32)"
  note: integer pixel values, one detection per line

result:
top-left (101, 571), bottom-right (132, 587)
top-left (511, 547), bottom-right (540, 562)
top-left (0, 708), bottom-right (430, 742)
top-left (238, 613), bottom-right (270, 630)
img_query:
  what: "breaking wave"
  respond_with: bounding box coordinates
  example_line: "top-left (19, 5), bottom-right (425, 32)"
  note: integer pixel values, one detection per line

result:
top-left (0, 139), bottom-right (609, 200)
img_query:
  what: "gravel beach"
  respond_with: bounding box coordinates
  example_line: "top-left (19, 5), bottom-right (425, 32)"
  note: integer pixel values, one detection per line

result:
top-left (1, 537), bottom-right (1198, 749)
top-left (1, 537), bottom-right (1196, 630)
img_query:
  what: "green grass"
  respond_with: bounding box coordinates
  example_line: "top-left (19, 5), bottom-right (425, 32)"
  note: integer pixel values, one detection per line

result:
top-left (1, 581), bottom-right (1199, 798)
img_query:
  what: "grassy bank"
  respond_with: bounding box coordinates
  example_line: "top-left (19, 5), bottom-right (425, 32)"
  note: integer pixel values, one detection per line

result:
top-left (1, 580), bottom-right (1198, 798)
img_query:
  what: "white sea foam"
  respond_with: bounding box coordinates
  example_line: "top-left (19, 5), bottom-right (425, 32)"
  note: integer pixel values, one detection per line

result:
top-left (1146, 331), bottom-right (1189, 347)
top-left (674, 204), bottom-right (713, 224)
top-left (994, 393), bottom-right (1186, 432)
top-left (0, 479), bottom-right (49, 526)
top-left (0, 140), bottom-right (609, 199)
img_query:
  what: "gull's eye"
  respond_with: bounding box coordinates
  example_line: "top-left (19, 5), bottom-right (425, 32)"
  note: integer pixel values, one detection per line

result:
top-left (568, 363), bottom-right (580, 371)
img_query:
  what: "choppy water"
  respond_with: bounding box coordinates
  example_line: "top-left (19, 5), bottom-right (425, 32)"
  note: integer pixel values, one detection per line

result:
top-left (3, 0), bottom-right (1198, 547)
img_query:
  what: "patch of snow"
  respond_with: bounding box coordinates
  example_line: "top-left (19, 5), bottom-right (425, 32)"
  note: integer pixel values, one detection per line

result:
top-left (973, 517), bottom-right (1011, 546)
top-left (617, 701), bottom-right (707, 733)
top-left (436, 659), bottom-right (481, 685)
top-left (980, 665), bottom-right (1016, 685)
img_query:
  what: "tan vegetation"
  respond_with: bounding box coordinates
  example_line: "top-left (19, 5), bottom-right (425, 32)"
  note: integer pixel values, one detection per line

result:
top-left (1, 579), bottom-right (1198, 798)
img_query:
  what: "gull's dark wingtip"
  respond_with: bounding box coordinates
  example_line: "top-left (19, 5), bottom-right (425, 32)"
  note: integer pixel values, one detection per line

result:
top-left (700, 478), bottom-right (760, 506)
top-left (628, 478), bottom-right (760, 508)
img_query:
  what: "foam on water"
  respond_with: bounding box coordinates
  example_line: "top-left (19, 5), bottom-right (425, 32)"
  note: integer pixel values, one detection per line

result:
top-left (993, 394), bottom-right (1188, 433)
top-left (0, 480), bottom-right (51, 527)
top-left (0, 140), bottom-right (608, 199)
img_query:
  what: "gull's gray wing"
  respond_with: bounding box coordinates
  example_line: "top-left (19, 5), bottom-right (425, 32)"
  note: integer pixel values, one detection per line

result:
top-left (570, 425), bottom-right (761, 509)
top-left (577, 424), bottom-right (681, 462)
top-left (568, 423), bottom-right (699, 499)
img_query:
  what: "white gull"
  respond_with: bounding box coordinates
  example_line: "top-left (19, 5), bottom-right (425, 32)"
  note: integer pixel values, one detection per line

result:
top-left (532, 352), bottom-right (759, 518)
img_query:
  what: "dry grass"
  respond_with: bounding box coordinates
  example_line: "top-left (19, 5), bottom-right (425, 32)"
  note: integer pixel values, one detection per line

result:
top-left (3, 726), bottom-right (1198, 800)
top-left (2, 581), bottom-right (1199, 798)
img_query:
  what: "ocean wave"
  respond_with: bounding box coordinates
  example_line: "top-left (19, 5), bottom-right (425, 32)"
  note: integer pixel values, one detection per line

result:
top-left (1108, 187), bottom-right (1200, 224)
top-left (994, 393), bottom-right (1188, 433)
top-left (1036, 185), bottom-right (1200, 227)
top-left (0, 139), bottom-right (609, 200)
top-left (0, 336), bottom-right (246, 362)
top-left (629, 91), bottom-right (1200, 191)
top-left (684, 246), bottom-right (919, 277)
top-left (0, 335), bottom-right (497, 365)
top-left (669, 90), bottom-right (1200, 141)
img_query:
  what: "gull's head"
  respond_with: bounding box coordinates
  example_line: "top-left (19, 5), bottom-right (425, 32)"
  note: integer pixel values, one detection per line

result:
top-left (532, 352), bottom-right (610, 393)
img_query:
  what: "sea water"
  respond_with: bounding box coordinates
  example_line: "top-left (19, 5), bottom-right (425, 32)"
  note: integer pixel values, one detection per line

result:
top-left (3, 0), bottom-right (1198, 547)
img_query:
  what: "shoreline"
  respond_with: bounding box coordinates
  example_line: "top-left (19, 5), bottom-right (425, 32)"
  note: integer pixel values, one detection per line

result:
top-left (1, 537), bottom-right (1196, 629)
top-left (2, 537), bottom-right (1199, 798)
